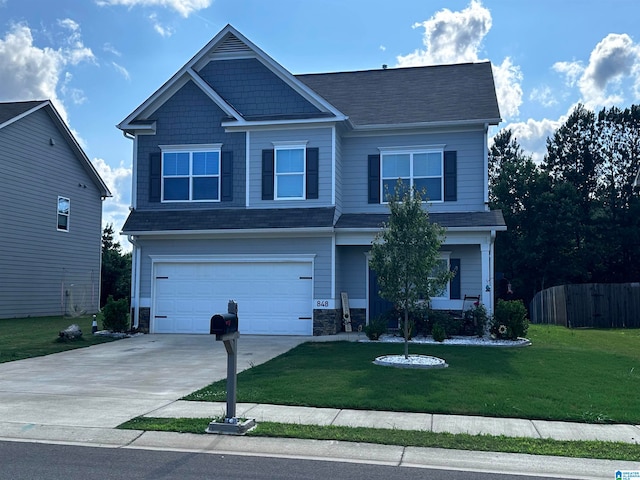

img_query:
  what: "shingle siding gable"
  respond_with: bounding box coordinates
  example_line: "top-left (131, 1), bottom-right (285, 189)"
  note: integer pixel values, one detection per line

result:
top-left (198, 58), bottom-right (321, 118)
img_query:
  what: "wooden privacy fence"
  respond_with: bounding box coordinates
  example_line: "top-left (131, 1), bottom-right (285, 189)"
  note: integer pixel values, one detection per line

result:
top-left (530, 283), bottom-right (640, 328)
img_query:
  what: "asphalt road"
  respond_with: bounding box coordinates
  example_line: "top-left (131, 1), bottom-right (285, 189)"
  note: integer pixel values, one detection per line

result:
top-left (0, 441), bottom-right (566, 480)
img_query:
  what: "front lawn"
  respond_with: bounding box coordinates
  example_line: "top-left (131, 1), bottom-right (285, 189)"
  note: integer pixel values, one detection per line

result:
top-left (0, 315), bottom-right (117, 363)
top-left (185, 325), bottom-right (640, 424)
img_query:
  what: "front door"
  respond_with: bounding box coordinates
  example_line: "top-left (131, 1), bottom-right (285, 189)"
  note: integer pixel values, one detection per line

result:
top-left (368, 268), bottom-right (396, 327)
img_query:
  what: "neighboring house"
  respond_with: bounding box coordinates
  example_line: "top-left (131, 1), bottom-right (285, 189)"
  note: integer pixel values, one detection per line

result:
top-left (118, 25), bottom-right (505, 335)
top-left (0, 100), bottom-right (111, 319)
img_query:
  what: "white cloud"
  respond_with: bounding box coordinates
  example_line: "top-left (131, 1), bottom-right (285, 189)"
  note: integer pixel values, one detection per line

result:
top-left (150, 13), bottom-right (174, 37)
top-left (112, 61), bottom-right (131, 80)
top-left (554, 33), bottom-right (640, 109)
top-left (92, 157), bottom-right (133, 249)
top-left (103, 42), bottom-right (122, 57)
top-left (395, 1), bottom-right (523, 120)
top-left (95, 0), bottom-right (212, 18)
top-left (0, 22), bottom-right (94, 122)
top-left (529, 85), bottom-right (558, 108)
top-left (499, 117), bottom-right (563, 164)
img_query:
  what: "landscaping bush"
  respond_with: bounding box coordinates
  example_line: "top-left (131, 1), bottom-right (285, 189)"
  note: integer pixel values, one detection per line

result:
top-left (463, 303), bottom-right (489, 337)
top-left (431, 323), bottom-right (446, 342)
top-left (427, 309), bottom-right (462, 338)
top-left (491, 299), bottom-right (529, 340)
top-left (101, 295), bottom-right (130, 333)
top-left (364, 315), bottom-right (388, 340)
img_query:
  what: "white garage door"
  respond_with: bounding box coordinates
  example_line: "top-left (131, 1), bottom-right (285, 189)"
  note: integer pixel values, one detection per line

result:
top-left (152, 261), bottom-right (313, 335)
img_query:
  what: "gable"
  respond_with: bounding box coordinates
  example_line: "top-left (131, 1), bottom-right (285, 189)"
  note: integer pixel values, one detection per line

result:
top-left (198, 58), bottom-right (322, 120)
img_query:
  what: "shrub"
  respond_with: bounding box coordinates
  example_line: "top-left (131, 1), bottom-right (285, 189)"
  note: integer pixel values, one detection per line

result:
top-left (463, 303), bottom-right (489, 337)
top-left (491, 299), bottom-right (529, 340)
top-left (432, 323), bottom-right (446, 342)
top-left (427, 309), bottom-right (462, 338)
top-left (364, 315), bottom-right (388, 340)
top-left (102, 295), bottom-right (130, 333)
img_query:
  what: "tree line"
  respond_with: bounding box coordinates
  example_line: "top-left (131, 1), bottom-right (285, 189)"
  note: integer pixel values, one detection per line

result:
top-left (490, 104), bottom-right (640, 307)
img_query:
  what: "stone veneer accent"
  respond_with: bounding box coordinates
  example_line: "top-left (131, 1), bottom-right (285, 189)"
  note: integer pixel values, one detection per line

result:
top-left (313, 308), bottom-right (367, 335)
top-left (136, 307), bottom-right (150, 333)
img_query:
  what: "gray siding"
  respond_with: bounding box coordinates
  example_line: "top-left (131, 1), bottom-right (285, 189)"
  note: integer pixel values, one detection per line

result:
top-left (336, 246), bottom-right (368, 300)
top-left (198, 58), bottom-right (320, 117)
top-left (336, 244), bottom-right (481, 306)
top-left (334, 126), bottom-right (343, 217)
top-left (340, 129), bottom-right (486, 213)
top-left (136, 80), bottom-right (246, 209)
top-left (249, 127), bottom-right (333, 207)
top-left (0, 108), bottom-right (102, 318)
top-left (136, 235), bottom-right (332, 299)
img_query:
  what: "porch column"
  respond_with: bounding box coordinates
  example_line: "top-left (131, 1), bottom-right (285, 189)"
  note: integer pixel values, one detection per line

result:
top-left (480, 242), bottom-right (493, 315)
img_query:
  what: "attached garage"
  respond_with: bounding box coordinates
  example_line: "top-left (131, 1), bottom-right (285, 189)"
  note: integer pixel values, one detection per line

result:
top-left (151, 258), bottom-right (314, 335)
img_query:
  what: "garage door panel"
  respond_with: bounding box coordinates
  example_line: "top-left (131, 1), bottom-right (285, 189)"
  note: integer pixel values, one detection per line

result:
top-left (153, 261), bottom-right (313, 335)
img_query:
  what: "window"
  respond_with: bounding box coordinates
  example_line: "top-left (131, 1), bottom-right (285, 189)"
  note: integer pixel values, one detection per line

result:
top-left (275, 146), bottom-right (305, 200)
top-left (381, 149), bottom-right (443, 202)
top-left (161, 145), bottom-right (221, 202)
top-left (430, 257), bottom-right (450, 299)
top-left (57, 196), bottom-right (69, 231)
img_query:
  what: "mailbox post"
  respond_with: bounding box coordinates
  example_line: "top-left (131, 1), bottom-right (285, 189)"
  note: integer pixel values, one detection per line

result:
top-left (206, 301), bottom-right (255, 434)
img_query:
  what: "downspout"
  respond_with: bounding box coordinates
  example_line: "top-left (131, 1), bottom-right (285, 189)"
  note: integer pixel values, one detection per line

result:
top-left (489, 230), bottom-right (496, 316)
top-left (128, 234), bottom-right (141, 330)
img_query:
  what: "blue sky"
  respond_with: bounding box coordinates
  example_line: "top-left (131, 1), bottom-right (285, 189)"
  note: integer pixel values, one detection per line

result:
top-left (1, 0), bottom-right (639, 246)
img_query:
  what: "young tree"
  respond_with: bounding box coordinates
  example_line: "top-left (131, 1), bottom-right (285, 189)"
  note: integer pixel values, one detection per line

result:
top-left (101, 224), bottom-right (132, 307)
top-left (369, 183), bottom-right (452, 358)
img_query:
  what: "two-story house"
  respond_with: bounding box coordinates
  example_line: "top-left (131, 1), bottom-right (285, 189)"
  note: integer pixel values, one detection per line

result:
top-left (118, 25), bottom-right (504, 335)
top-left (0, 100), bottom-right (111, 319)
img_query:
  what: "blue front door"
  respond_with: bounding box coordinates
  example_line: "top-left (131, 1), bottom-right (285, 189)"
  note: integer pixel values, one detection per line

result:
top-left (368, 268), bottom-right (396, 327)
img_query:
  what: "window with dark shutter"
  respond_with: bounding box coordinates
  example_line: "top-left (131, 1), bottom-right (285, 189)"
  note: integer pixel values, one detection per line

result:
top-left (368, 154), bottom-right (380, 204)
top-left (306, 147), bottom-right (319, 199)
top-left (444, 151), bottom-right (457, 202)
top-left (262, 149), bottom-right (274, 200)
top-left (149, 151), bottom-right (162, 203)
top-left (221, 151), bottom-right (233, 202)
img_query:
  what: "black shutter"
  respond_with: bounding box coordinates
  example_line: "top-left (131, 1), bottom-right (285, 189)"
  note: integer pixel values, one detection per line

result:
top-left (221, 151), bottom-right (233, 202)
top-left (306, 147), bottom-right (319, 199)
top-left (450, 258), bottom-right (461, 300)
top-left (262, 149), bottom-right (274, 200)
top-left (444, 151), bottom-right (457, 202)
top-left (368, 154), bottom-right (380, 204)
top-left (149, 152), bottom-right (161, 202)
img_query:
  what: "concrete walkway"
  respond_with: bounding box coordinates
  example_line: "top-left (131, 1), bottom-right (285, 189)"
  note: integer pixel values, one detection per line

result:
top-left (0, 333), bottom-right (638, 479)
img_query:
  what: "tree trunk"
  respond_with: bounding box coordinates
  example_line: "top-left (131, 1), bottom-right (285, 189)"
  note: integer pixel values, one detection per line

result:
top-left (404, 306), bottom-right (409, 359)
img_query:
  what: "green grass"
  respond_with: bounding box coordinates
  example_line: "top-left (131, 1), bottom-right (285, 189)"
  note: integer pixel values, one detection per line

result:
top-left (0, 315), bottom-right (117, 363)
top-left (119, 417), bottom-right (640, 462)
top-left (185, 325), bottom-right (640, 424)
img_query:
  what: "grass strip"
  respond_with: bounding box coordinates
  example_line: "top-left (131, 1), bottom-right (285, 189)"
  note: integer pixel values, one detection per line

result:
top-left (0, 315), bottom-right (117, 363)
top-left (118, 417), bottom-right (640, 462)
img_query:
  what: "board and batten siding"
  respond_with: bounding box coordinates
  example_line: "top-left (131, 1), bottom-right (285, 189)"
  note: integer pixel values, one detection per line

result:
top-left (136, 235), bottom-right (333, 300)
top-left (340, 129), bottom-right (487, 213)
top-left (249, 127), bottom-right (333, 207)
top-left (0, 108), bottom-right (102, 318)
top-left (136, 80), bottom-right (246, 210)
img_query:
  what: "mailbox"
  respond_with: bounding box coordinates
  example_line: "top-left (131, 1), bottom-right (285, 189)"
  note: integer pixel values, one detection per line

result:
top-left (210, 313), bottom-right (238, 335)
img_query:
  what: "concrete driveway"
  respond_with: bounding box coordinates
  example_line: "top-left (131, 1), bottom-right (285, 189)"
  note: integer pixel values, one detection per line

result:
top-left (0, 334), bottom-right (307, 429)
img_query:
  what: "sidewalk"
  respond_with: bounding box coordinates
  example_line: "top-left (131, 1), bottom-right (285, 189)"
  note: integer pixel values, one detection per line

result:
top-left (146, 401), bottom-right (640, 444)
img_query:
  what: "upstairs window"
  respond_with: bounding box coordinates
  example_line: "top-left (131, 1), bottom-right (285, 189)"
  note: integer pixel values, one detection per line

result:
top-left (161, 145), bottom-right (221, 202)
top-left (275, 145), bottom-right (306, 200)
top-left (380, 149), bottom-right (443, 202)
top-left (57, 196), bottom-right (70, 231)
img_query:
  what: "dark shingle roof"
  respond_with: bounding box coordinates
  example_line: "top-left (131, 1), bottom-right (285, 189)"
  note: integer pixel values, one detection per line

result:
top-left (0, 100), bottom-right (46, 126)
top-left (335, 211), bottom-right (506, 229)
top-left (297, 62), bottom-right (501, 127)
top-left (122, 207), bottom-right (336, 233)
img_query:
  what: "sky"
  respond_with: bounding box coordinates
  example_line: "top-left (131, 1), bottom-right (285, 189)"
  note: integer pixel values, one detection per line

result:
top-left (1, 0), bottom-right (639, 249)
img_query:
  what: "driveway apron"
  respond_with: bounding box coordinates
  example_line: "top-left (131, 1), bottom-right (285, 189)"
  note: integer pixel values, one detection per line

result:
top-left (0, 334), bottom-right (306, 429)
